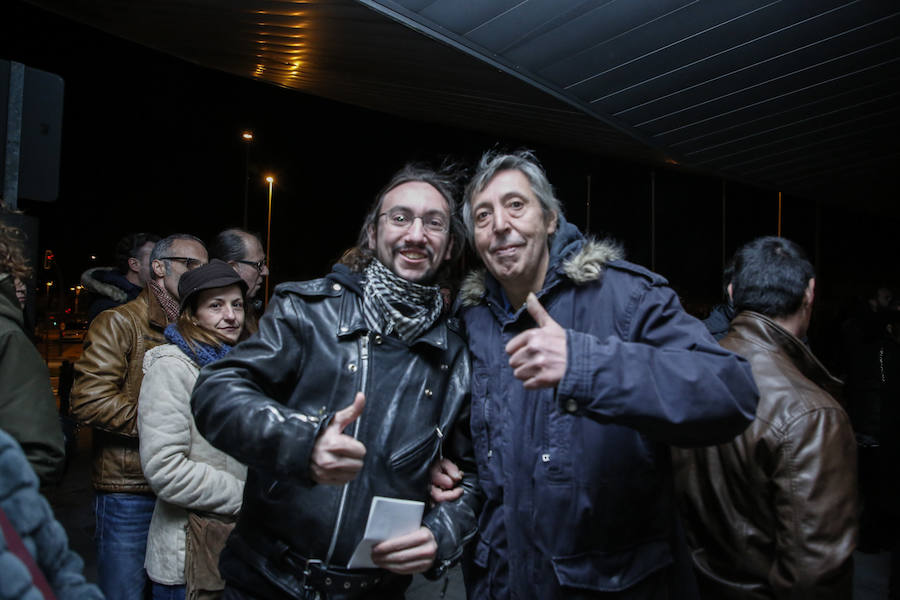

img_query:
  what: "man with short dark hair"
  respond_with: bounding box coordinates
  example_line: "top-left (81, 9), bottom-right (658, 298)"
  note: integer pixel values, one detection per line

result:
top-left (452, 150), bottom-right (758, 599)
top-left (210, 228), bottom-right (269, 306)
top-left (674, 236), bottom-right (858, 599)
top-left (81, 232), bottom-right (161, 322)
top-left (71, 233), bottom-right (208, 600)
top-left (192, 165), bottom-right (480, 599)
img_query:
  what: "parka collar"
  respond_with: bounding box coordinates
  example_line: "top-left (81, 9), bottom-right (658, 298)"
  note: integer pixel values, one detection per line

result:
top-left (730, 311), bottom-right (843, 399)
top-left (327, 262), bottom-right (449, 351)
top-left (457, 215), bottom-right (623, 315)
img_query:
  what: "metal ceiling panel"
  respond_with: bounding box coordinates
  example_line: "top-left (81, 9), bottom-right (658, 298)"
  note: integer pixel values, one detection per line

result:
top-left (20, 0), bottom-right (659, 165)
top-left (16, 0), bottom-right (900, 208)
top-left (363, 0), bottom-right (900, 204)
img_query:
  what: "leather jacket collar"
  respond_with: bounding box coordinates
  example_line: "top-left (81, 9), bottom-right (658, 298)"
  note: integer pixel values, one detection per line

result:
top-left (730, 311), bottom-right (842, 400)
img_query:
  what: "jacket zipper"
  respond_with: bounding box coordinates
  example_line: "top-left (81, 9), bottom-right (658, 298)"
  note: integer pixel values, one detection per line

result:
top-left (325, 333), bottom-right (369, 566)
top-left (484, 391), bottom-right (492, 458)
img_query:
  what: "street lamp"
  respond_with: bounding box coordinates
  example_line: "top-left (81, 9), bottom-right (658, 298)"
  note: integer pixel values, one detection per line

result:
top-left (73, 284), bottom-right (83, 315)
top-left (265, 175), bottom-right (274, 306)
top-left (241, 130), bottom-right (254, 229)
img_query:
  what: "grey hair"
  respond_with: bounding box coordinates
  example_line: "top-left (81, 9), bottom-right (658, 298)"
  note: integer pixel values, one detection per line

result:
top-left (150, 234), bottom-right (207, 275)
top-left (462, 150), bottom-right (563, 243)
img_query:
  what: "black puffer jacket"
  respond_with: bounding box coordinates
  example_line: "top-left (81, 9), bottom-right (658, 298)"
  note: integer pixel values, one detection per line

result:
top-left (191, 264), bottom-right (481, 598)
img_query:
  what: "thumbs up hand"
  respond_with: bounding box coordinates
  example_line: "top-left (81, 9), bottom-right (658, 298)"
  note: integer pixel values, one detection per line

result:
top-left (311, 392), bottom-right (367, 484)
top-left (505, 293), bottom-right (567, 389)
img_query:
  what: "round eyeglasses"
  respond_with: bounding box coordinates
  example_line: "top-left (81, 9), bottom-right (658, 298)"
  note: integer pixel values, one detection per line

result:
top-left (379, 207), bottom-right (449, 234)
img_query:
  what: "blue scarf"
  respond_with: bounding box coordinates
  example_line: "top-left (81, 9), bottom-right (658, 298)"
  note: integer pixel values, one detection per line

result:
top-left (164, 323), bottom-right (232, 366)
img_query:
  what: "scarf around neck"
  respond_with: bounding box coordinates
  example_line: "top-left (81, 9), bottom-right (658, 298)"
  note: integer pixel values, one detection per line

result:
top-left (363, 259), bottom-right (442, 342)
top-left (149, 281), bottom-right (180, 324)
top-left (164, 323), bottom-right (232, 366)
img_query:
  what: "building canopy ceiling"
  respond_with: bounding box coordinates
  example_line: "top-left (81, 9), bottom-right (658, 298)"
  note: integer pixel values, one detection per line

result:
top-left (24, 0), bottom-right (900, 212)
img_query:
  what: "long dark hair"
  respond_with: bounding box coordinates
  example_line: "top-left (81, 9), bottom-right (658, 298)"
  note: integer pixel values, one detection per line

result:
top-left (339, 163), bottom-right (465, 275)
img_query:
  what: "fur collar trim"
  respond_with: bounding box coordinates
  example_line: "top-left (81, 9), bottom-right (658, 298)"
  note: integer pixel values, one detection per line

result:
top-left (459, 238), bottom-right (623, 307)
top-left (81, 267), bottom-right (129, 303)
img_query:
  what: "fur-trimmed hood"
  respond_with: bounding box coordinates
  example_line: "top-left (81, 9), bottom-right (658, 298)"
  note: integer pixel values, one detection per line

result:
top-left (81, 266), bottom-right (138, 303)
top-left (458, 218), bottom-right (623, 307)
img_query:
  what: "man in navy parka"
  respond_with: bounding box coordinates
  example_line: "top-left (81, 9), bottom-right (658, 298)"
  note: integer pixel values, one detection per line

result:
top-left (453, 151), bottom-right (759, 599)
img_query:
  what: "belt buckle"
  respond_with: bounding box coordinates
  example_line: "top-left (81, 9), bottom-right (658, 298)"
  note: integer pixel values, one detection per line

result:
top-left (302, 558), bottom-right (323, 600)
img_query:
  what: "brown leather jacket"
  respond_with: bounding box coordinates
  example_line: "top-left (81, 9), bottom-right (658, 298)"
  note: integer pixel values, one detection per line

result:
top-left (674, 311), bottom-right (858, 599)
top-left (71, 287), bottom-right (168, 493)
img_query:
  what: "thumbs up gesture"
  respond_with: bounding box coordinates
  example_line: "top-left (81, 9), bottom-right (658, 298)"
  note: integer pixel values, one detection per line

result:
top-left (311, 392), bottom-right (367, 484)
top-left (505, 293), bottom-right (567, 389)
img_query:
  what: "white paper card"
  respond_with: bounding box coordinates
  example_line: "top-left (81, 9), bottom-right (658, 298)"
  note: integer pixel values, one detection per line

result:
top-left (346, 496), bottom-right (424, 568)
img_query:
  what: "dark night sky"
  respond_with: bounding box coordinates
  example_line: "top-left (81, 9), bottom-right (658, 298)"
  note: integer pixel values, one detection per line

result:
top-left (0, 1), bottom-right (511, 285)
top-left (2, 0), bottom-right (898, 334)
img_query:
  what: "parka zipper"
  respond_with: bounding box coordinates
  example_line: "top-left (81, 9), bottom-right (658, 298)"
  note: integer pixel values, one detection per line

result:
top-left (324, 333), bottom-right (369, 566)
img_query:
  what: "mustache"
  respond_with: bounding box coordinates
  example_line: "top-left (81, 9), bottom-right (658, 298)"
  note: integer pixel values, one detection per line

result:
top-left (393, 244), bottom-right (434, 259)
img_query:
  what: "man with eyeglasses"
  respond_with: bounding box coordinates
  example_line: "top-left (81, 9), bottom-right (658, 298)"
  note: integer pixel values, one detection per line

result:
top-left (210, 228), bottom-right (269, 313)
top-left (72, 233), bottom-right (208, 600)
top-left (191, 165), bottom-right (480, 599)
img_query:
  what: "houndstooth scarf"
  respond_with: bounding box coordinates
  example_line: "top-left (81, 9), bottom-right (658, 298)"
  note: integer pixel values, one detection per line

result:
top-left (363, 259), bottom-right (442, 342)
top-left (149, 281), bottom-right (180, 324)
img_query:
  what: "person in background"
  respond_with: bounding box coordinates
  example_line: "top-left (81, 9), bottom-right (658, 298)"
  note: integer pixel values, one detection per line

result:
top-left (139, 260), bottom-right (249, 600)
top-left (71, 233), bottom-right (208, 600)
top-left (702, 259), bottom-right (735, 340)
top-left (0, 427), bottom-right (103, 599)
top-left (82, 232), bottom-right (161, 323)
top-left (878, 308), bottom-right (900, 598)
top-left (209, 228), bottom-right (268, 326)
top-left (674, 236), bottom-right (858, 599)
top-left (0, 219), bottom-right (66, 486)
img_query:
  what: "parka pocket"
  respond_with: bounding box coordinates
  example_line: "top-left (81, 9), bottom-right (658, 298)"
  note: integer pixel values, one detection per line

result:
top-left (550, 540), bottom-right (673, 593)
top-left (470, 535), bottom-right (508, 599)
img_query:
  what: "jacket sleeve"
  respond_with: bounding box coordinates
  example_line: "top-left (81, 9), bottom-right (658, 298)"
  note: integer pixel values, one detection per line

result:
top-left (557, 281), bottom-right (758, 447)
top-left (421, 348), bottom-right (483, 578)
top-left (0, 431), bottom-right (103, 600)
top-left (138, 355), bottom-right (244, 516)
top-left (70, 308), bottom-right (139, 436)
top-left (769, 406), bottom-right (858, 598)
top-left (191, 294), bottom-right (324, 481)
top-left (0, 329), bottom-right (66, 486)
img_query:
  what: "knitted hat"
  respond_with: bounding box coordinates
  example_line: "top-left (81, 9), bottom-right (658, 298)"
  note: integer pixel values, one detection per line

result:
top-left (177, 259), bottom-right (247, 311)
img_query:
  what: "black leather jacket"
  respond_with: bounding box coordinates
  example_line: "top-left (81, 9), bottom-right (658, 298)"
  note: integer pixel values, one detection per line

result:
top-left (191, 265), bottom-right (481, 598)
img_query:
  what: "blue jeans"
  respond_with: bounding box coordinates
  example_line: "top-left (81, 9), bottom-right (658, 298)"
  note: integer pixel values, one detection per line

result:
top-left (152, 582), bottom-right (186, 600)
top-left (95, 492), bottom-right (156, 600)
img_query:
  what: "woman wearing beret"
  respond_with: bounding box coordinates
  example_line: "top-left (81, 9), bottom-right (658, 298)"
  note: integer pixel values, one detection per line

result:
top-left (138, 260), bottom-right (250, 600)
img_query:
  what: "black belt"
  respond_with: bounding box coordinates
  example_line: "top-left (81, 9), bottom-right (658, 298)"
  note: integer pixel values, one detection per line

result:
top-left (278, 546), bottom-right (388, 599)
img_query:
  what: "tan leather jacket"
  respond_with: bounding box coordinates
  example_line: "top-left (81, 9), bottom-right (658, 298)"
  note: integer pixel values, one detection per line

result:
top-left (71, 287), bottom-right (168, 492)
top-left (674, 311), bottom-right (858, 599)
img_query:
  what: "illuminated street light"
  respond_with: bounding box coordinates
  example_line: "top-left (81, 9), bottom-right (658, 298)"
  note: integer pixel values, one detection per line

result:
top-left (241, 130), bottom-right (254, 228)
top-left (265, 175), bottom-right (275, 306)
top-left (73, 284), bottom-right (83, 314)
